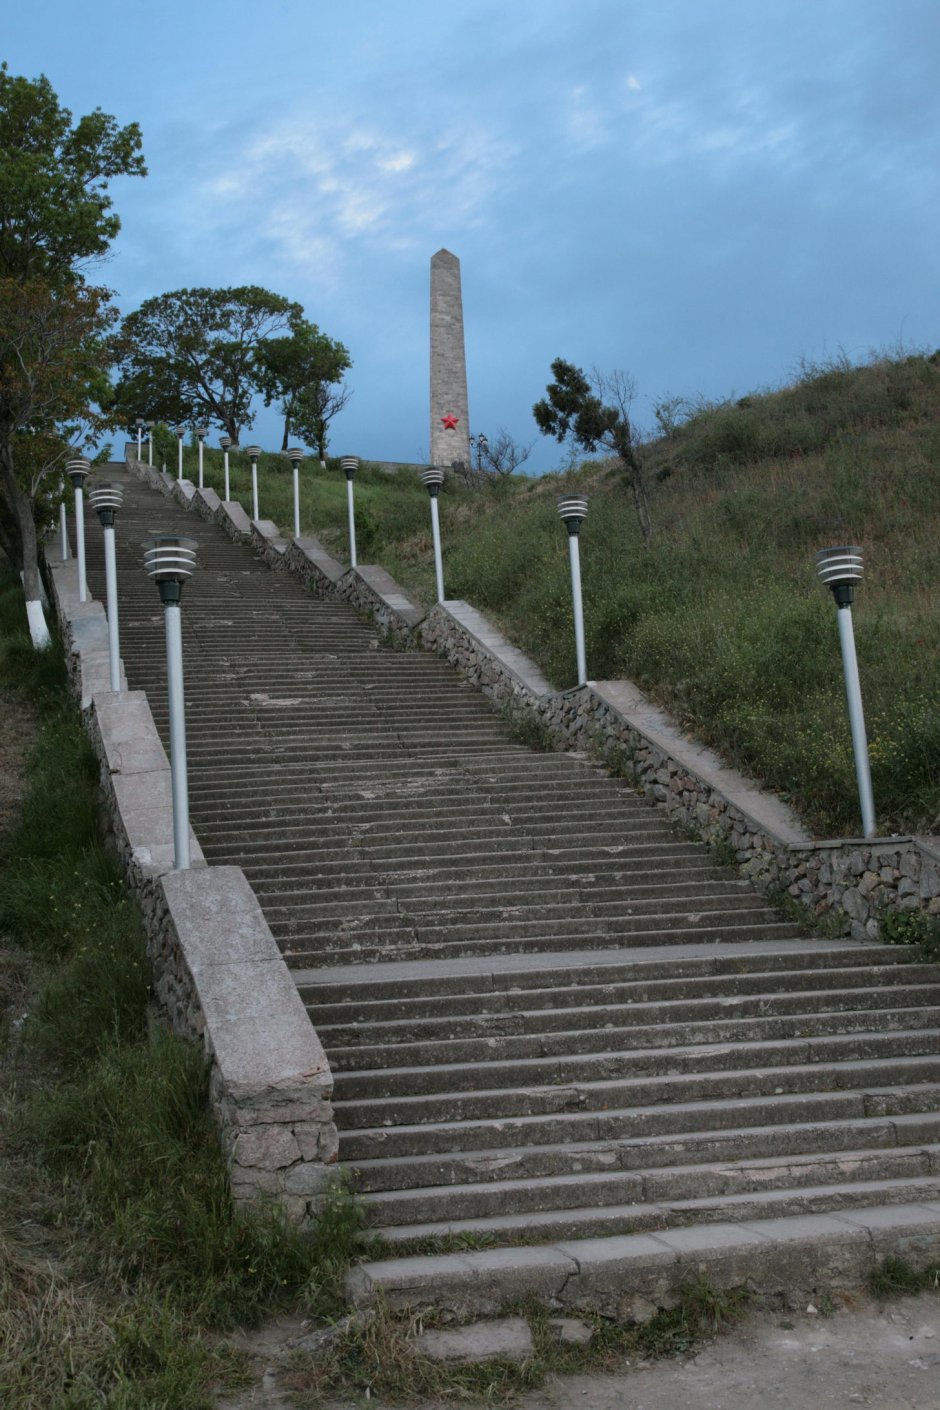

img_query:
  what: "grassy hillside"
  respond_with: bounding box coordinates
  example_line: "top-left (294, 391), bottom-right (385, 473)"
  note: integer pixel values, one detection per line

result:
top-left (178, 351), bottom-right (940, 840)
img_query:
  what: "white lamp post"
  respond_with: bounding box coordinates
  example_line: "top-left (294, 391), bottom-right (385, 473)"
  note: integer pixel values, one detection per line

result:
top-left (88, 483), bottom-right (124, 692)
top-left (816, 545), bottom-right (876, 839)
top-left (421, 467), bottom-right (446, 603)
top-left (195, 426), bottom-right (208, 489)
top-left (143, 534), bottom-right (199, 870)
top-left (220, 435), bottom-right (232, 501)
top-left (175, 425), bottom-right (185, 482)
top-left (340, 457), bottom-right (359, 567)
top-left (146, 420), bottom-right (155, 466)
top-left (66, 457), bottom-right (91, 603)
top-left (285, 447), bottom-right (304, 537)
top-left (58, 478), bottom-right (70, 561)
top-left (558, 495), bottom-right (589, 686)
top-left (135, 417), bottom-right (144, 460)
top-left (245, 445), bottom-right (262, 521)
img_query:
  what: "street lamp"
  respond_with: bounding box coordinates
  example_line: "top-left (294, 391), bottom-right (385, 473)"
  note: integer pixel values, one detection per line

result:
top-left (58, 476), bottom-right (70, 562)
top-left (175, 425), bottom-right (186, 482)
top-left (421, 467), bottom-right (446, 603)
top-left (135, 417), bottom-right (144, 460)
top-left (66, 456), bottom-right (91, 603)
top-left (88, 483), bottom-right (124, 692)
top-left (146, 420), bottom-right (155, 466)
top-left (220, 435), bottom-right (232, 501)
top-left (285, 447), bottom-right (303, 537)
top-left (558, 495), bottom-right (589, 686)
top-left (340, 456), bottom-right (359, 567)
top-left (245, 445), bottom-right (262, 521)
top-left (143, 533), bottom-right (198, 870)
top-left (195, 426), bottom-right (208, 489)
top-left (816, 545), bottom-right (876, 838)
top-left (470, 432), bottom-right (488, 475)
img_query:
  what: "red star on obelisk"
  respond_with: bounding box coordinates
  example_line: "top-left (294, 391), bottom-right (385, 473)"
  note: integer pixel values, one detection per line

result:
top-left (440, 413), bottom-right (459, 430)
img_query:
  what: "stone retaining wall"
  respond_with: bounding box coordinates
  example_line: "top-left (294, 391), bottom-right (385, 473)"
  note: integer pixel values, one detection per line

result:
top-left (45, 546), bottom-right (339, 1218)
top-left (124, 452), bottom-right (940, 941)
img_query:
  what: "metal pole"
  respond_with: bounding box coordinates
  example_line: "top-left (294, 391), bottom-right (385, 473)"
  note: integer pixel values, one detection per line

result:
top-left (178, 437), bottom-right (184, 481)
top-left (430, 496), bottom-right (444, 603)
top-left (137, 426), bottom-right (142, 459)
top-left (164, 600), bottom-right (191, 870)
top-left (346, 476), bottom-right (357, 567)
top-left (292, 462), bottom-right (300, 537)
top-left (198, 438), bottom-right (204, 490)
top-left (223, 449), bottom-right (230, 502)
top-left (103, 525), bottom-right (121, 692)
top-left (74, 485), bottom-right (88, 603)
top-left (251, 461), bottom-right (259, 521)
top-left (147, 432), bottom-right (153, 466)
top-left (59, 500), bottom-right (69, 561)
top-left (568, 532), bottom-right (587, 685)
top-left (836, 604), bottom-right (876, 838)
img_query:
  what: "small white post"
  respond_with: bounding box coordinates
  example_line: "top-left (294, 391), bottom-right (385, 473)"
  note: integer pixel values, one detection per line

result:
top-left (136, 419), bottom-right (143, 459)
top-left (147, 423), bottom-right (154, 466)
top-left (430, 498), bottom-right (444, 601)
top-left (815, 545), bottom-right (876, 840)
top-left (558, 495), bottom-right (590, 686)
top-left (103, 525), bottom-right (121, 691)
top-left (176, 427), bottom-right (185, 481)
top-left (221, 436), bottom-right (231, 501)
top-left (251, 458), bottom-right (259, 520)
top-left (59, 499), bottom-right (70, 561)
top-left (196, 427), bottom-right (207, 489)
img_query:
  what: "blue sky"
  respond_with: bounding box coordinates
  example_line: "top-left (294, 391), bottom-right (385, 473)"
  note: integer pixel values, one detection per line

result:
top-left (6, 0), bottom-right (939, 470)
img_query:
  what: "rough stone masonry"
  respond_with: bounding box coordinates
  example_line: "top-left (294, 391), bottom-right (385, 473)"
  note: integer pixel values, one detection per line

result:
top-left (430, 248), bottom-right (472, 471)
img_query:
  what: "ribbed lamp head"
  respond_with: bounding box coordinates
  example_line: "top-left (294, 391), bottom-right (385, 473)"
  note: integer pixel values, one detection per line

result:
top-left (175, 425), bottom-right (186, 439)
top-left (219, 435), bottom-right (232, 450)
top-left (135, 417), bottom-right (145, 429)
top-left (816, 545), bottom-right (863, 607)
top-left (88, 482), bottom-right (123, 527)
top-left (143, 534), bottom-right (198, 604)
top-left (558, 494), bottom-right (589, 535)
top-left (421, 466), bottom-right (445, 497)
top-left (66, 456), bottom-right (91, 488)
top-left (245, 445), bottom-right (262, 462)
top-left (146, 420), bottom-right (155, 431)
top-left (284, 447), bottom-right (304, 467)
top-left (196, 425), bottom-right (209, 440)
top-left (340, 456), bottom-right (359, 480)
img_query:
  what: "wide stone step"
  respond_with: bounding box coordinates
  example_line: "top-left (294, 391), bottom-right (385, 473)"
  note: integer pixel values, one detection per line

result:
top-left (319, 992), bottom-right (940, 1060)
top-left (339, 1096), bottom-right (940, 1171)
top-left (368, 1171), bottom-right (940, 1241)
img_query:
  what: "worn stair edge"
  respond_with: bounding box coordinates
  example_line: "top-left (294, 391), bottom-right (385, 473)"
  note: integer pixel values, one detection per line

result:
top-left (346, 1202), bottom-right (940, 1318)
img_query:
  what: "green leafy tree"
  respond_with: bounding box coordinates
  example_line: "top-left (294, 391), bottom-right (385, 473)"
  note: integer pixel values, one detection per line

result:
top-left (0, 64), bottom-right (144, 643)
top-left (533, 358), bottom-right (653, 547)
top-left (113, 287), bottom-right (301, 444)
top-left (257, 316), bottom-right (351, 453)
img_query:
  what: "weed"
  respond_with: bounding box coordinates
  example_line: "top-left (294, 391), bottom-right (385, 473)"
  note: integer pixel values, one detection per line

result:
top-left (500, 699), bottom-right (560, 753)
top-left (880, 906), bottom-right (940, 961)
top-left (767, 886), bottom-right (849, 939)
top-left (869, 1255), bottom-right (940, 1300)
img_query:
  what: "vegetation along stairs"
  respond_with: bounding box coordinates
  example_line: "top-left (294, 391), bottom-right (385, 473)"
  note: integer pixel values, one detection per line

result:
top-left (83, 464), bottom-right (940, 1315)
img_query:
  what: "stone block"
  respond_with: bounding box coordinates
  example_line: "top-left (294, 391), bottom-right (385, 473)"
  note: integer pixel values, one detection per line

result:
top-left (111, 769), bottom-right (205, 879)
top-left (89, 690), bottom-right (169, 775)
top-left (415, 1318), bottom-right (534, 1364)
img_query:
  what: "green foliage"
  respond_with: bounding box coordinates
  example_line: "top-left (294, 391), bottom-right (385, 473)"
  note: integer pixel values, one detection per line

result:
top-left (0, 62), bottom-right (145, 283)
top-left (879, 906), bottom-right (940, 961)
top-left (257, 314), bottom-right (351, 456)
top-left (869, 1255), bottom-right (940, 1300)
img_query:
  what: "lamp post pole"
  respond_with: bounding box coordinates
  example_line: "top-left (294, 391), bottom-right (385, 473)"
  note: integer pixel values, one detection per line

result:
top-left (340, 456), bottom-right (359, 566)
top-left (246, 446), bottom-right (261, 521)
top-left (421, 467), bottom-right (446, 602)
top-left (285, 448), bottom-right (303, 537)
top-left (135, 417), bottom-right (144, 460)
top-left (558, 495), bottom-right (589, 686)
top-left (59, 478), bottom-right (70, 561)
top-left (220, 435), bottom-right (232, 501)
top-left (66, 457), bottom-right (91, 603)
top-left (176, 426), bottom-right (185, 482)
top-left (816, 545), bottom-right (876, 838)
top-left (88, 483), bottom-right (124, 692)
top-left (143, 534), bottom-right (199, 870)
top-left (195, 426), bottom-right (208, 489)
top-left (146, 421), bottom-right (155, 466)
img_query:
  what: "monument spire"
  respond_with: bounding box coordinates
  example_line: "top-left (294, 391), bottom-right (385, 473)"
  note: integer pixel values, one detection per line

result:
top-left (429, 249), bottom-right (471, 472)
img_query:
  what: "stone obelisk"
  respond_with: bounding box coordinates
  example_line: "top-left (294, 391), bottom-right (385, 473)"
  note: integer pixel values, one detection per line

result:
top-left (430, 249), bottom-right (471, 471)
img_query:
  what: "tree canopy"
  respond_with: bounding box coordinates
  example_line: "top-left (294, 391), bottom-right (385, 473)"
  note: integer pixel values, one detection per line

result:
top-left (533, 358), bottom-right (653, 546)
top-left (257, 316), bottom-right (351, 453)
top-left (113, 286), bottom-right (302, 443)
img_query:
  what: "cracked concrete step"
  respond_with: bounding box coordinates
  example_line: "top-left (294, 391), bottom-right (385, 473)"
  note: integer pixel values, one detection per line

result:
top-left (344, 1202), bottom-right (940, 1317)
top-left (339, 1100), bottom-right (940, 1172)
top-left (319, 993), bottom-right (940, 1063)
top-left (280, 919), bottom-right (803, 967)
top-left (369, 1172), bottom-right (940, 1244)
top-left (252, 870), bottom-right (739, 905)
top-left (303, 963), bottom-right (940, 1026)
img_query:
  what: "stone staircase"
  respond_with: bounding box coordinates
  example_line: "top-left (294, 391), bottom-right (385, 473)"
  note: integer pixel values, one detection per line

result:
top-left (82, 464), bottom-right (940, 1311)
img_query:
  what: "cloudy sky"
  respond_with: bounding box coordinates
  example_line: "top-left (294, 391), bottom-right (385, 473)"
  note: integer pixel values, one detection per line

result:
top-left (6, 1), bottom-right (938, 469)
